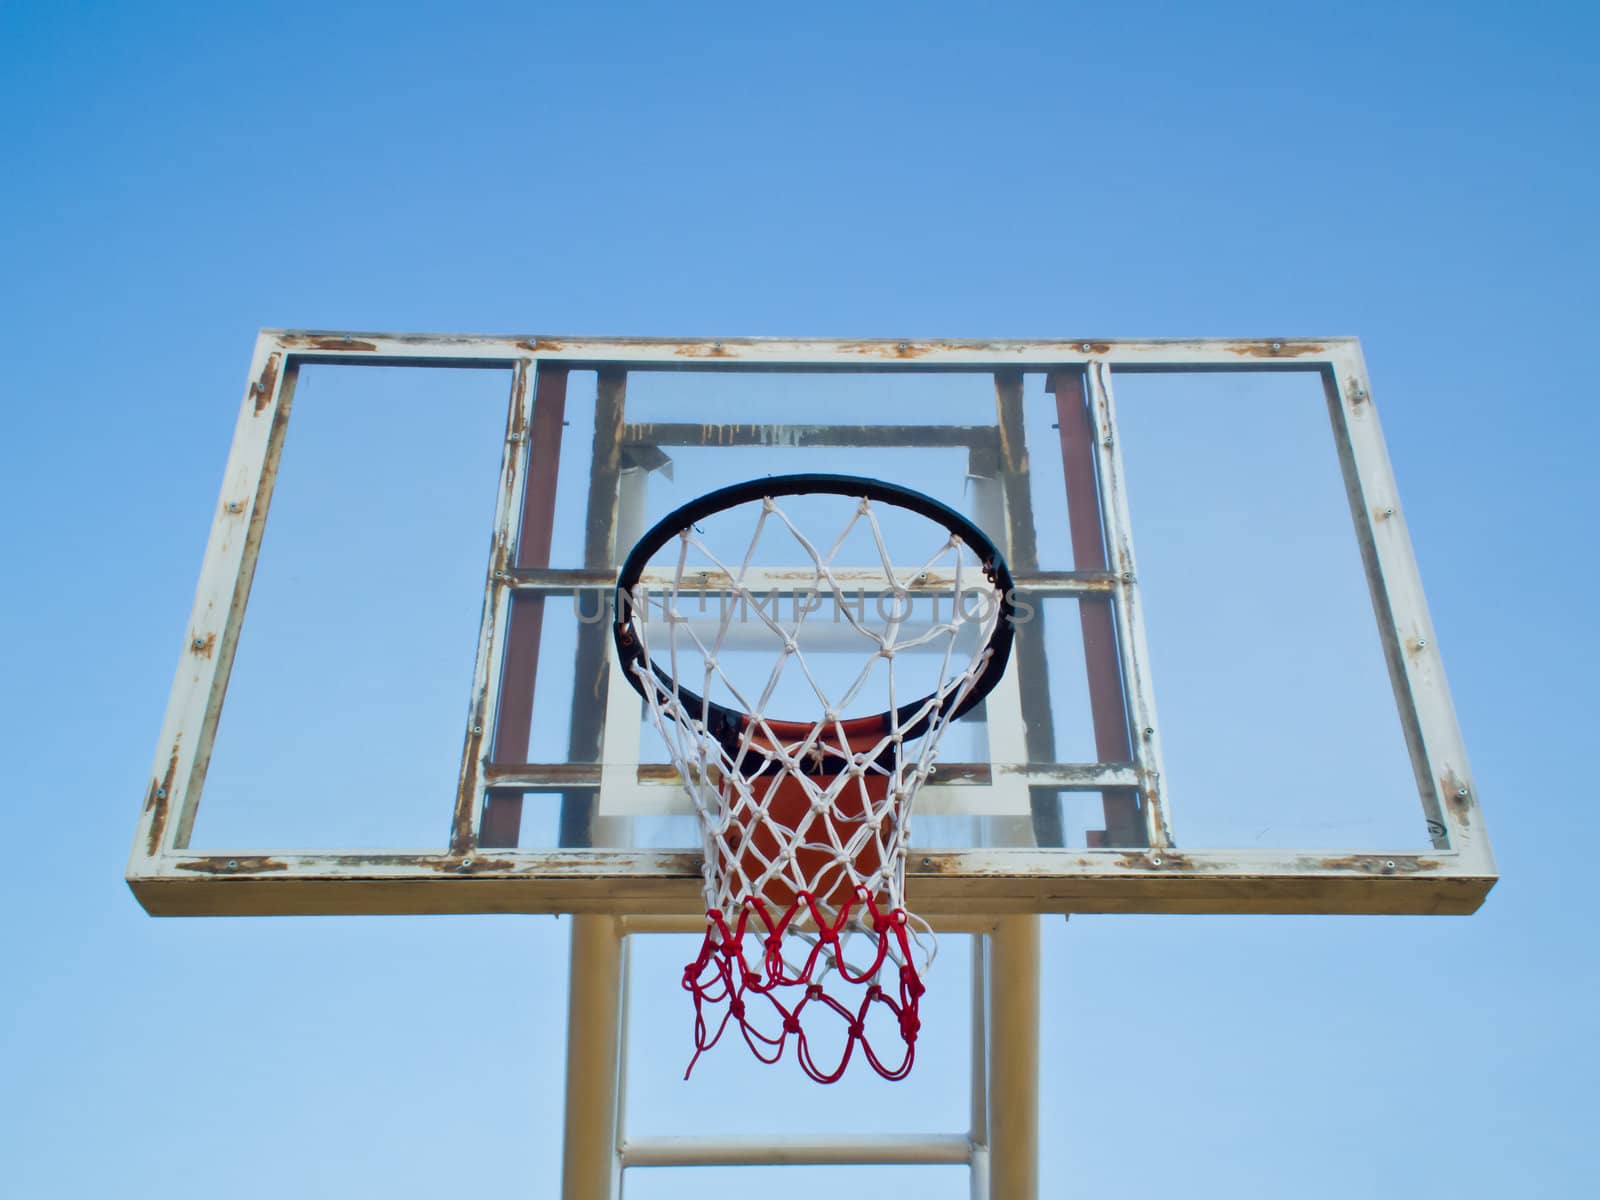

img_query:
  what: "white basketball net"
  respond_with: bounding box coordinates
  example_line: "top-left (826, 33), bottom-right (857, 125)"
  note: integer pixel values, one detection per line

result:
top-left (621, 491), bottom-right (1004, 1081)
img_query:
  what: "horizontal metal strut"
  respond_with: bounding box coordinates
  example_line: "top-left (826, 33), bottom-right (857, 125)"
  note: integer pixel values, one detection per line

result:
top-left (620, 1132), bottom-right (975, 1168)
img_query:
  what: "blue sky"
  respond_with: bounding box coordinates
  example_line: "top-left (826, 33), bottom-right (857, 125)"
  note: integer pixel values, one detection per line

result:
top-left (2, 1), bottom-right (1596, 1195)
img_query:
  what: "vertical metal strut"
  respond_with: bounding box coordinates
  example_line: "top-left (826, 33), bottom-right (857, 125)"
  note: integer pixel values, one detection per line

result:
top-left (562, 916), bottom-right (625, 1200)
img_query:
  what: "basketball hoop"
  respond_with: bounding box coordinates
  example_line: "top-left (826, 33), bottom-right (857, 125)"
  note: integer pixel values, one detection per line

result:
top-left (613, 474), bottom-right (1014, 1081)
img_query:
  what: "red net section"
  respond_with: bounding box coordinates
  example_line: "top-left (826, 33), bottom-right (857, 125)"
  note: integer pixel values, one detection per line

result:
top-left (683, 890), bottom-right (926, 1084)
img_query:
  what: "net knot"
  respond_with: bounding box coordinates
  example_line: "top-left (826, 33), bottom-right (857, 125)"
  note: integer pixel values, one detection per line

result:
top-left (783, 1013), bottom-right (803, 1035)
top-left (729, 998), bottom-right (745, 1019)
top-left (806, 983), bottom-right (825, 1001)
top-left (901, 964), bottom-right (926, 999)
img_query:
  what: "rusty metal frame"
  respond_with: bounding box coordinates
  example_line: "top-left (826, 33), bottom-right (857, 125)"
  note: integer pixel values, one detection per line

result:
top-left (128, 331), bottom-right (1495, 918)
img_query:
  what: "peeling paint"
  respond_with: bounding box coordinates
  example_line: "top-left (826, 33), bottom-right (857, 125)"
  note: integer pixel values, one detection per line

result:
top-left (672, 341), bottom-right (732, 358)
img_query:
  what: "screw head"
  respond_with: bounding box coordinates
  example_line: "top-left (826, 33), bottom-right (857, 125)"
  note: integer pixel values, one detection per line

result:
top-left (226, 859), bottom-right (238, 869)
top-left (472, 725), bottom-right (482, 735)
top-left (1385, 860), bottom-right (1396, 869)
top-left (1080, 342), bottom-right (1092, 351)
top-left (921, 857), bottom-right (932, 867)
top-left (1456, 786), bottom-right (1469, 798)
top-left (1102, 437), bottom-right (1114, 447)
top-left (1416, 639), bottom-right (1427, 649)
top-left (1143, 726), bottom-right (1154, 738)
top-left (1384, 507), bottom-right (1395, 517)
top-left (1271, 341), bottom-right (1283, 350)
top-left (1151, 856), bottom-right (1163, 866)
top-left (191, 637), bottom-right (205, 650)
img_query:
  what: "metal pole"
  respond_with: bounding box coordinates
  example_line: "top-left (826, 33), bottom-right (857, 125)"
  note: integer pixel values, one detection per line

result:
top-left (970, 932), bottom-right (991, 1200)
top-left (987, 915), bottom-right (1040, 1200)
top-left (563, 915), bottom-right (624, 1200)
top-left (612, 934), bottom-right (632, 1200)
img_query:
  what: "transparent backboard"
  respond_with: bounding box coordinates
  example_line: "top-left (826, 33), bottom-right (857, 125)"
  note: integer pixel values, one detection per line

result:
top-left (128, 334), bottom-right (1494, 918)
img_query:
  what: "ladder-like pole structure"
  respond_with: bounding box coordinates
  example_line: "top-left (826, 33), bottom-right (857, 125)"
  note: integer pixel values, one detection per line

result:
top-left (561, 915), bottom-right (1041, 1198)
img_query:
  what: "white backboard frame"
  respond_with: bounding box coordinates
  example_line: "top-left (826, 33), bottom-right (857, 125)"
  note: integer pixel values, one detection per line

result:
top-left (128, 332), bottom-right (1494, 919)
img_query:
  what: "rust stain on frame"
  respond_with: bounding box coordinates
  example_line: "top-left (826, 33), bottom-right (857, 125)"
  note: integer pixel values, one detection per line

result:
top-left (1316, 855), bottom-right (1441, 875)
top-left (173, 856), bottom-right (290, 874)
top-left (1228, 340), bottom-right (1328, 359)
top-left (1113, 851), bottom-right (1194, 871)
top-left (278, 335), bottom-right (379, 352)
top-left (832, 338), bottom-right (1032, 358)
top-left (489, 361), bottom-right (535, 579)
top-left (834, 340), bottom-right (932, 359)
top-left (517, 338), bottom-right (570, 353)
top-left (143, 738), bottom-right (182, 856)
top-left (427, 856), bottom-right (518, 873)
top-left (250, 353), bottom-right (281, 415)
top-left (1442, 770), bottom-right (1474, 830)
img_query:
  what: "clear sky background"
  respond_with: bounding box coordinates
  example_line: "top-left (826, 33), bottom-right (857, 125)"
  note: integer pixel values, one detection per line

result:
top-left (3, 1), bottom-right (1597, 1195)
